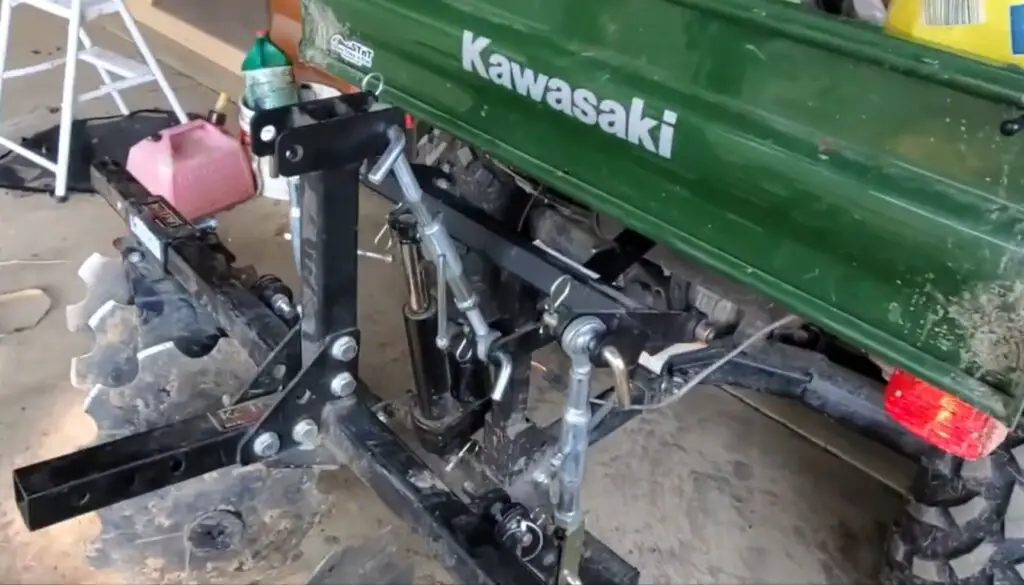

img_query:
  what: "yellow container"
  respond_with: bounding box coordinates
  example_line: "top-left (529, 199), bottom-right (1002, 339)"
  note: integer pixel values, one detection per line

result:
top-left (885, 0), bottom-right (1023, 65)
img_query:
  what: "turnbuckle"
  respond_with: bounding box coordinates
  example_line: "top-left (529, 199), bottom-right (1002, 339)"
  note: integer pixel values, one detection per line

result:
top-left (366, 126), bottom-right (511, 402)
top-left (551, 315), bottom-right (606, 585)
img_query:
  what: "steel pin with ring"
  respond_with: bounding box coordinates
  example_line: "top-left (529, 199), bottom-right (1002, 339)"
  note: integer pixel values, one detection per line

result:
top-left (548, 275), bottom-right (572, 311)
top-left (455, 334), bottom-right (473, 362)
top-left (542, 275), bottom-right (573, 331)
top-left (361, 72), bottom-right (385, 97)
top-left (373, 221), bottom-right (394, 251)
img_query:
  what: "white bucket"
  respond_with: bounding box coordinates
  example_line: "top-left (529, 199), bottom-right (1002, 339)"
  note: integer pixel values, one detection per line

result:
top-left (238, 82), bottom-right (343, 201)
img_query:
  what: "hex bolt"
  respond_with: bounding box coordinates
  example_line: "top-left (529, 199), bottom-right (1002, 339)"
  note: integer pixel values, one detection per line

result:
top-left (292, 419), bottom-right (319, 447)
top-left (330, 372), bottom-right (357, 397)
top-left (127, 250), bottom-right (145, 264)
top-left (694, 320), bottom-right (716, 343)
top-left (330, 336), bottom-right (359, 362)
top-left (252, 432), bottom-right (280, 458)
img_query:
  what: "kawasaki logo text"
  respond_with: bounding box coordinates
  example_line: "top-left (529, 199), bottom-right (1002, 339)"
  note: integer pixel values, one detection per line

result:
top-left (462, 31), bottom-right (677, 159)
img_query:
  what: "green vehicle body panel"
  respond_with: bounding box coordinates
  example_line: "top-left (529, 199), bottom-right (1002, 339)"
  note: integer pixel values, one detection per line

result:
top-left (299, 0), bottom-right (1024, 425)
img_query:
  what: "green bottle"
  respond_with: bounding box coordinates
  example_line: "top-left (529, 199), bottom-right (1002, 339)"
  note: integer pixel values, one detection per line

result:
top-left (241, 31), bottom-right (299, 110)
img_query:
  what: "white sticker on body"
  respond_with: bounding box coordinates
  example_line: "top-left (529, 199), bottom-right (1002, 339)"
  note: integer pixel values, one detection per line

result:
top-left (129, 215), bottom-right (163, 263)
top-left (330, 34), bottom-right (374, 69)
top-left (922, 0), bottom-right (984, 26)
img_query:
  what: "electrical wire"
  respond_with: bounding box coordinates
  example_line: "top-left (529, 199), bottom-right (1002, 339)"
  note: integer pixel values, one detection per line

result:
top-left (591, 314), bottom-right (799, 412)
top-left (589, 398), bottom-right (616, 428)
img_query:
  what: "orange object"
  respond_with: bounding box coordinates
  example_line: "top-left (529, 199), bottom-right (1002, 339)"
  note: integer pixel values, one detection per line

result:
top-left (269, 0), bottom-right (358, 93)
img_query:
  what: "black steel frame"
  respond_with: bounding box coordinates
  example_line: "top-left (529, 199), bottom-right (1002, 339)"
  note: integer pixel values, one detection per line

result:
top-left (11, 93), bottom-right (689, 585)
top-left (9, 91), bottom-right (931, 585)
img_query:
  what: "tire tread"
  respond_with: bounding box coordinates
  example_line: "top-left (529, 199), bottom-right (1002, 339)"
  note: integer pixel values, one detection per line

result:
top-left (886, 433), bottom-right (1024, 585)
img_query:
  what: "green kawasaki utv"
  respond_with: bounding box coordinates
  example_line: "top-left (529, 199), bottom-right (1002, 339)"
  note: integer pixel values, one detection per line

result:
top-left (13, 0), bottom-right (1024, 584)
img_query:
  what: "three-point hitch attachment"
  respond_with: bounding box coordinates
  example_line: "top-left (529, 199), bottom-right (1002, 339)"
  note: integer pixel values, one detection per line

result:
top-left (11, 90), bottom-right (718, 585)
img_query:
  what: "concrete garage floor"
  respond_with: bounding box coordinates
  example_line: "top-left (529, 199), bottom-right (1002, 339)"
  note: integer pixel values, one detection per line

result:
top-left (0, 8), bottom-right (906, 584)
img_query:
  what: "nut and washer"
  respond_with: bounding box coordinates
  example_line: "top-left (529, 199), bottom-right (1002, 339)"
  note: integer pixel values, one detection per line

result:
top-left (330, 372), bottom-right (357, 397)
top-left (252, 432), bottom-right (281, 458)
top-left (330, 336), bottom-right (359, 361)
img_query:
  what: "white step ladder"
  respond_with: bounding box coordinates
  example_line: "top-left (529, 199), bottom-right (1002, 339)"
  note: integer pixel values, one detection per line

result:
top-left (0, 0), bottom-right (187, 200)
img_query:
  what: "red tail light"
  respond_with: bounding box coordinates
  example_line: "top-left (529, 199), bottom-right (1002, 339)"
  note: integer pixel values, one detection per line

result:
top-left (884, 369), bottom-right (1008, 460)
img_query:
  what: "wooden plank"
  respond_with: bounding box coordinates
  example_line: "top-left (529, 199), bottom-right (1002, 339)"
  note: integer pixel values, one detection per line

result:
top-left (124, 0), bottom-right (245, 76)
top-left (151, 0), bottom-right (262, 52)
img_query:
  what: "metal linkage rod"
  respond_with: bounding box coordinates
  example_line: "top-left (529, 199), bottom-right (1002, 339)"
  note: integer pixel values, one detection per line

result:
top-left (553, 317), bottom-right (606, 585)
top-left (366, 126), bottom-right (513, 401)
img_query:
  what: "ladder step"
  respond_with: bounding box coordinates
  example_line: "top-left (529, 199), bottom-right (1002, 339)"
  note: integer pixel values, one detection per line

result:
top-left (2, 58), bottom-right (66, 80)
top-left (0, 136), bottom-right (57, 172)
top-left (16, 0), bottom-right (121, 21)
top-left (79, 47), bottom-right (149, 79)
top-left (77, 75), bottom-right (155, 102)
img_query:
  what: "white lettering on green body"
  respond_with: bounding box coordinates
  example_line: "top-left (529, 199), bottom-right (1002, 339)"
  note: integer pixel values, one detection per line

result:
top-left (461, 31), bottom-right (677, 159)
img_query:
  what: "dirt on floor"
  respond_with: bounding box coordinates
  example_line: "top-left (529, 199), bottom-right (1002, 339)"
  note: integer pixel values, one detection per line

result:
top-left (0, 7), bottom-right (905, 585)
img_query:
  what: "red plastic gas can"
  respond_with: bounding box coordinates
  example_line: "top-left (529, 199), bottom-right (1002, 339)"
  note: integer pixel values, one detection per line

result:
top-left (126, 119), bottom-right (255, 221)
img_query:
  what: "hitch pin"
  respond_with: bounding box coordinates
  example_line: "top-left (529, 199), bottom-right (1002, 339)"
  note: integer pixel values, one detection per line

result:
top-left (358, 249), bottom-right (393, 263)
top-left (489, 349), bottom-right (513, 402)
top-left (598, 345), bottom-right (632, 407)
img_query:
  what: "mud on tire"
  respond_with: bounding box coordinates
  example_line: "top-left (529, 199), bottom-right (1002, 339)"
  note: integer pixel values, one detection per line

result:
top-left (71, 251), bottom-right (325, 583)
top-left (84, 340), bottom-right (326, 583)
top-left (86, 466), bottom-right (323, 582)
top-left (886, 430), bottom-right (1024, 585)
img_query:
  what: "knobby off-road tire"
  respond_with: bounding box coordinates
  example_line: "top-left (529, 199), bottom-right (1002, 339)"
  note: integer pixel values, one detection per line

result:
top-left (886, 429), bottom-right (1024, 585)
top-left (72, 252), bottom-right (325, 583)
